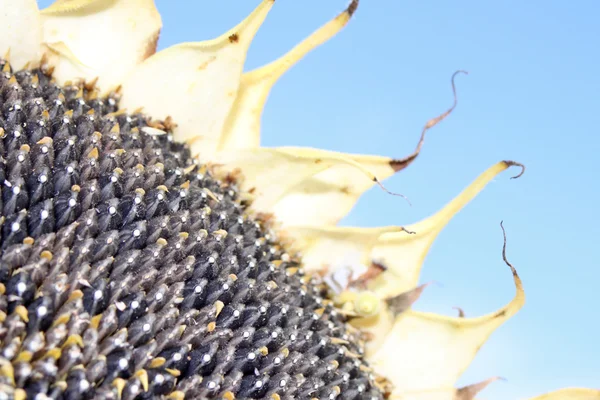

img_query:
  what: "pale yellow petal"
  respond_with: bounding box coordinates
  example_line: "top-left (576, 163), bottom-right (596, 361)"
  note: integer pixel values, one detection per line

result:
top-left (368, 161), bottom-right (525, 298)
top-left (283, 161), bottom-right (523, 297)
top-left (41, 0), bottom-right (162, 91)
top-left (528, 388), bottom-right (600, 400)
top-left (247, 70), bottom-right (466, 227)
top-left (218, 0), bottom-right (358, 152)
top-left (0, 0), bottom-right (42, 69)
top-left (215, 146), bottom-right (402, 224)
top-left (368, 235), bottom-right (524, 398)
top-left (119, 0), bottom-right (274, 161)
top-left (284, 225), bottom-right (406, 275)
top-left (273, 155), bottom-right (407, 227)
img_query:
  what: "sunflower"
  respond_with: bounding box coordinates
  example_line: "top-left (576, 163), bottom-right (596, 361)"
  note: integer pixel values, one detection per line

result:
top-left (0, 1), bottom-right (596, 399)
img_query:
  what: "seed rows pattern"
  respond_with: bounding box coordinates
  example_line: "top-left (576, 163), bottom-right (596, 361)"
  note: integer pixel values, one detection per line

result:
top-left (0, 61), bottom-right (384, 400)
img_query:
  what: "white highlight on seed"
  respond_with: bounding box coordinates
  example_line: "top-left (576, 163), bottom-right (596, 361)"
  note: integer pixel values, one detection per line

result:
top-left (11, 222), bottom-right (20, 232)
top-left (118, 358), bottom-right (128, 369)
top-left (173, 353), bottom-right (182, 361)
top-left (68, 198), bottom-right (76, 207)
top-left (154, 374), bottom-right (165, 384)
top-left (131, 301), bottom-right (140, 309)
top-left (279, 379), bottom-right (286, 387)
top-left (93, 290), bottom-right (103, 300)
top-left (41, 146), bottom-right (48, 154)
top-left (79, 380), bottom-right (90, 391)
top-left (243, 331), bottom-right (250, 339)
top-left (142, 323), bottom-right (151, 332)
top-left (38, 175), bottom-right (47, 183)
top-left (208, 256), bottom-right (215, 263)
top-left (222, 283), bottom-right (229, 290)
top-left (202, 354), bottom-right (211, 363)
top-left (17, 154), bottom-right (24, 162)
top-left (134, 197), bottom-right (141, 204)
top-left (254, 380), bottom-right (263, 388)
top-left (194, 285), bottom-right (202, 294)
top-left (108, 206), bottom-right (116, 215)
top-left (12, 186), bottom-right (20, 194)
top-left (133, 229), bottom-right (141, 237)
top-left (207, 381), bottom-right (216, 389)
top-left (37, 306), bottom-right (47, 316)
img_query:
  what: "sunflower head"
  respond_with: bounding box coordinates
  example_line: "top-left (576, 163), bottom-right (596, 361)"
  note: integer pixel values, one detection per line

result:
top-left (0, 1), bottom-right (595, 399)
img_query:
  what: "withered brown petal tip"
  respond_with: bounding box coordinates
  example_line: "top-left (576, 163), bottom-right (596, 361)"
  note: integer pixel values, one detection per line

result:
top-left (389, 157), bottom-right (415, 173)
top-left (502, 160), bottom-right (526, 179)
top-left (347, 0), bottom-right (359, 16)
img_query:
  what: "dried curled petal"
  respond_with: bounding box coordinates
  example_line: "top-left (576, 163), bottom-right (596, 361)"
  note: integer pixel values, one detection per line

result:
top-left (366, 224), bottom-right (524, 398)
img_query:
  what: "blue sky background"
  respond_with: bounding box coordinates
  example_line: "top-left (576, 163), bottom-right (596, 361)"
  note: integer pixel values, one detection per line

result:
top-left (38, 1), bottom-right (599, 398)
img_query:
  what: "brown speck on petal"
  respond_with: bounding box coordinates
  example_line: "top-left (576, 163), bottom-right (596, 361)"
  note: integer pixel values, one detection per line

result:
top-left (143, 30), bottom-right (161, 60)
